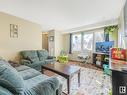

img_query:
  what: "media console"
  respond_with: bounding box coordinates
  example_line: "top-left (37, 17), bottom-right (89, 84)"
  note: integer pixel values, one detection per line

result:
top-left (93, 52), bottom-right (109, 69)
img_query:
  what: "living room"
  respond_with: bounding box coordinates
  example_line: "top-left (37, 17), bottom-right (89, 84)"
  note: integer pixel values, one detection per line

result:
top-left (0, 0), bottom-right (127, 95)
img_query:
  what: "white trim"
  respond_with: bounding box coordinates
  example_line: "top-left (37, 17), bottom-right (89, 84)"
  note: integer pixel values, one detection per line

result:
top-left (64, 19), bottom-right (118, 34)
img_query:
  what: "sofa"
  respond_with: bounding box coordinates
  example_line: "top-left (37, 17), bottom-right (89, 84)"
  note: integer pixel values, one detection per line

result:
top-left (20, 50), bottom-right (56, 71)
top-left (0, 60), bottom-right (62, 95)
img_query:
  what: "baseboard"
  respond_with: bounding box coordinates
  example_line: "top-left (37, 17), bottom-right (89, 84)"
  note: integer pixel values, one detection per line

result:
top-left (69, 60), bottom-right (81, 62)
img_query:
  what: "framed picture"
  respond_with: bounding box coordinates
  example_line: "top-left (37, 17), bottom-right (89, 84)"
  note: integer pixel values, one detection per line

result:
top-left (49, 36), bottom-right (54, 41)
top-left (10, 24), bottom-right (18, 38)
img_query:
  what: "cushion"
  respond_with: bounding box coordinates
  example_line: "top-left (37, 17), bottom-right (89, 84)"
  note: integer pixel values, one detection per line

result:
top-left (20, 59), bottom-right (31, 65)
top-left (0, 64), bottom-right (24, 94)
top-left (24, 74), bottom-right (49, 89)
top-left (27, 56), bottom-right (39, 63)
top-left (26, 61), bottom-right (45, 67)
top-left (18, 68), bottom-right (41, 80)
top-left (24, 77), bottom-right (60, 95)
top-left (37, 50), bottom-right (49, 61)
top-left (30, 77), bottom-right (59, 95)
top-left (21, 50), bottom-right (39, 63)
top-left (15, 65), bottom-right (31, 72)
top-left (25, 61), bottom-right (45, 71)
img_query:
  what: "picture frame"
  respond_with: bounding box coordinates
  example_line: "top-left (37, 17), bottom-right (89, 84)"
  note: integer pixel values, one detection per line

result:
top-left (10, 24), bottom-right (18, 38)
top-left (49, 36), bottom-right (54, 41)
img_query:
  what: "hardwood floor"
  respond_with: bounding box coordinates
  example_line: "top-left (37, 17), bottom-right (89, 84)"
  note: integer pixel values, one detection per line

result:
top-left (68, 61), bottom-right (102, 71)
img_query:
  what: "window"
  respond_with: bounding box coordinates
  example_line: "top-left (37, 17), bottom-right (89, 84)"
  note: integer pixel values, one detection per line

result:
top-left (72, 34), bottom-right (81, 51)
top-left (94, 31), bottom-right (104, 51)
top-left (71, 29), bottom-right (105, 52)
top-left (83, 33), bottom-right (93, 51)
top-left (94, 31), bottom-right (104, 42)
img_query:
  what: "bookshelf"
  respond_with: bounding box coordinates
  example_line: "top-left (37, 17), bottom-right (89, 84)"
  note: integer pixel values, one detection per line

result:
top-left (93, 52), bottom-right (109, 69)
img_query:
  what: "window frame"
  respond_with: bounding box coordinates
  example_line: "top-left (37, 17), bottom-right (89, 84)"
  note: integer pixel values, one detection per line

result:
top-left (82, 32), bottom-right (94, 51)
top-left (71, 33), bottom-right (82, 52)
top-left (71, 29), bottom-right (104, 52)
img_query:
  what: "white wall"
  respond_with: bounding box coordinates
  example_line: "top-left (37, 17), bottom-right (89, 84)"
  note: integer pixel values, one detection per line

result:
top-left (0, 12), bottom-right (42, 61)
top-left (54, 31), bottom-right (63, 57)
top-left (63, 34), bottom-right (70, 53)
top-left (118, 11), bottom-right (127, 48)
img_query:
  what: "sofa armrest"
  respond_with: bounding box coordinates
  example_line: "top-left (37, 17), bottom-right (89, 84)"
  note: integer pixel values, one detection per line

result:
top-left (47, 56), bottom-right (56, 59)
top-left (20, 59), bottom-right (31, 65)
top-left (0, 86), bottom-right (13, 95)
top-left (31, 77), bottom-right (62, 95)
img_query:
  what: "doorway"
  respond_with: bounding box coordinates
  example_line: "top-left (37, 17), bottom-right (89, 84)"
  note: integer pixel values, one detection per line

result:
top-left (42, 32), bottom-right (48, 51)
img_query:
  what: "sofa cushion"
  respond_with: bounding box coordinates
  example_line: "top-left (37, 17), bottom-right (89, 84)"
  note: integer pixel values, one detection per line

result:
top-left (26, 61), bottom-right (45, 67)
top-left (25, 61), bottom-right (45, 71)
top-left (18, 68), bottom-right (41, 80)
top-left (24, 76), bottom-right (60, 95)
top-left (24, 74), bottom-right (49, 89)
top-left (15, 65), bottom-right (31, 71)
top-left (21, 50), bottom-right (39, 63)
top-left (37, 50), bottom-right (49, 61)
top-left (27, 57), bottom-right (39, 63)
top-left (29, 65), bottom-right (42, 71)
top-left (0, 64), bottom-right (24, 94)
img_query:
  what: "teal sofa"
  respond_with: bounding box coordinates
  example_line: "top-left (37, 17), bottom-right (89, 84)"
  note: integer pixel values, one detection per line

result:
top-left (0, 60), bottom-right (62, 95)
top-left (20, 50), bottom-right (56, 71)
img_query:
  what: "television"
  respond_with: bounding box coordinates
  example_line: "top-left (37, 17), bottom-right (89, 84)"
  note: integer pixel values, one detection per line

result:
top-left (96, 41), bottom-right (114, 54)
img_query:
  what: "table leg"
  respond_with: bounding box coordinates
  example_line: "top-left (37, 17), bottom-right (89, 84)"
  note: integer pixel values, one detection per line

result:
top-left (67, 77), bottom-right (71, 94)
top-left (41, 68), bottom-right (44, 74)
top-left (78, 70), bottom-right (80, 87)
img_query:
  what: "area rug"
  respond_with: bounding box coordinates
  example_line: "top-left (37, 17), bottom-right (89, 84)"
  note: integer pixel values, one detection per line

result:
top-left (56, 67), bottom-right (111, 95)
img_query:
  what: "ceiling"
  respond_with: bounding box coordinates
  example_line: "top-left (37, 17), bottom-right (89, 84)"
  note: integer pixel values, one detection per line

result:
top-left (0, 0), bottom-right (126, 32)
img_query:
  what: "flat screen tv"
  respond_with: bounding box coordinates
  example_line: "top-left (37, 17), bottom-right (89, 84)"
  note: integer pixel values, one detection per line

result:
top-left (96, 41), bottom-right (114, 54)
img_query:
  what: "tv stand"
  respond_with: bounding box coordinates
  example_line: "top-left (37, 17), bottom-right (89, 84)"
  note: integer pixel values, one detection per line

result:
top-left (93, 52), bottom-right (109, 69)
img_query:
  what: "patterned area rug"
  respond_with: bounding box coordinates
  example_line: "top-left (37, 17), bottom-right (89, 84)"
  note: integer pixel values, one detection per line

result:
top-left (56, 67), bottom-right (111, 95)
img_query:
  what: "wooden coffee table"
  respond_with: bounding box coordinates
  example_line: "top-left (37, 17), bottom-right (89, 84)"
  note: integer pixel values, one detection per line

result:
top-left (41, 63), bottom-right (81, 94)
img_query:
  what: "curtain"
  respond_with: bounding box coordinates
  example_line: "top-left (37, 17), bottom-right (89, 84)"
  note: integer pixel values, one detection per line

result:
top-left (69, 33), bottom-right (72, 54)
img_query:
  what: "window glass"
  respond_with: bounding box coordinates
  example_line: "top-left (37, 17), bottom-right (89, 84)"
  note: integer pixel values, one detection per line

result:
top-left (95, 31), bottom-right (104, 42)
top-left (71, 30), bottom-right (104, 52)
top-left (72, 34), bottom-right (81, 51)
top-left (83, 33), bottom-right (93, 50)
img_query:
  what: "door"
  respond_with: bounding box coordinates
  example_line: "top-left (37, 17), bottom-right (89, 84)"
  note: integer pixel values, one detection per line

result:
top-left (42, 33), bottom-right (48, 51)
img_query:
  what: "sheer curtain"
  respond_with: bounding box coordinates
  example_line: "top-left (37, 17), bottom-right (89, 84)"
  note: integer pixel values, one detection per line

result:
top-left (72, 33), bottom-right (81, 52)
top-left (94, 31), bottom-right (104, 42)
top-left (83, 33), bottom-right (93, 51)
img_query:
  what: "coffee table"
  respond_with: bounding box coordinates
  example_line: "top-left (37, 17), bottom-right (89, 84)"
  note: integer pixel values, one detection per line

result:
top-left (41, 63), bottom-right (81, 94)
